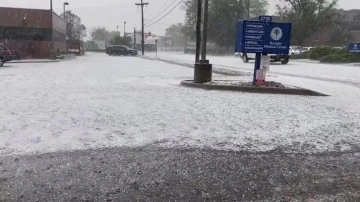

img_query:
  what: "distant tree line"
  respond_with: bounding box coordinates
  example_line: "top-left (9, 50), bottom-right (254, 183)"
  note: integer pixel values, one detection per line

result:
top-left (179, 0), bottom-right (349, 48)
top-left (182, 0), bottom-right (268, 49)
top-left (90, 27), bottom-right (131, 47)
top-left (277, 0), bottom-right (340, 46)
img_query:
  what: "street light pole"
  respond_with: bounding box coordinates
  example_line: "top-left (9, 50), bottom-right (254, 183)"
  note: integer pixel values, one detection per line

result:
top-left (63, 2), bottom-right (69, 42)
top-left (63, 2), bottom-right (69, 20)
top-left (124, 22), bottom-right (127, 37)
top-left (50, 0), bottom-right (55, 59)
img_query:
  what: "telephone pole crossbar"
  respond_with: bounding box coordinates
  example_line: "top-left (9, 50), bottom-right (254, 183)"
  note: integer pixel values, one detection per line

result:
top-left (135, 0), bottom-right (149, 55)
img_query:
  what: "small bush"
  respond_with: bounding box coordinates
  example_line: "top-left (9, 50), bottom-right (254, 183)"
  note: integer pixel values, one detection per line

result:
top-left (309, 47), bottom-right (347, 60)
top-left (290, 51), bottom-right (311, 59)
top-left (320, 53), bottom-right (360, 63)
top-left (320, 54), bottom-right (349, 63)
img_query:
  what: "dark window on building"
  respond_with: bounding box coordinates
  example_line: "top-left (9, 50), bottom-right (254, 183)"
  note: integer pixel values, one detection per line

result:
top-left (0, 27), bottom-right (52, 41)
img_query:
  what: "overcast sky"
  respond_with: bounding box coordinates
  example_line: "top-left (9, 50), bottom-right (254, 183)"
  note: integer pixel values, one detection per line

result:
top-left (0, 0), bottom-right (357, 37)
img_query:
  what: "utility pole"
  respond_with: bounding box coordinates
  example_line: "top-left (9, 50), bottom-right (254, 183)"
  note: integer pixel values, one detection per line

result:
top-left (195, 0), bottom-right (202, 63)
top-left (193, 0), bottom-right (212, 83)
top-left (246, 0), bottom-right (250, 19)
top-left (134, 28), bottom-right (137, 49)
top-left (200, 0), bottom-right (209, 61)
top-left (135, 0), bottom-right (148, 55)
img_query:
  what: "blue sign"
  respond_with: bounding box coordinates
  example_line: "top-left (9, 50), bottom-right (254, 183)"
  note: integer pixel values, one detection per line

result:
top-left (259, 15), bottom-right (272, 22)
top-left (235, 20), bottom-right (292, 55)
top-left (349, 43), bottom-right (360, 53)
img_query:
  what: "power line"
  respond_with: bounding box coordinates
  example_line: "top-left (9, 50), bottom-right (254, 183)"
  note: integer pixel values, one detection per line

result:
top-left (145, 0), bottom-right (178, 25)
top-left (145, 0), bottom-right (170, 15)
top-left (145, 0), bottom-right (183, 27)
top-left (146, 22), bottom-right (174, 27)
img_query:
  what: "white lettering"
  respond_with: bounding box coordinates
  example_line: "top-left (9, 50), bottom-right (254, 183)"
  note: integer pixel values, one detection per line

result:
top-left (245, 41), bottom-right (260, 45)
top-left (245, 35), bottom-right (262, 40)
top-left (245, 46), bottom-right (263, 50)
top-left (270, 42), bottom-right (282, 45)
top-left (246, 24), bottom-right (264, 29)
top-left (246, 30), bottom-right (264, 34)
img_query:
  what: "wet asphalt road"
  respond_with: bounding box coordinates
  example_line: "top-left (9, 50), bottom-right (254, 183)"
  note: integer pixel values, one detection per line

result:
top-left (1, 147), bottom-right (360, 201)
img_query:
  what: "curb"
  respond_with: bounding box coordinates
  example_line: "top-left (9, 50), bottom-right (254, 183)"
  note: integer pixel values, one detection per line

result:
top-left (140, 56), bottom-right (251, 76)
top-left (180, 80), bottom-right (328, 96)
top-left (9, 60), bottom-right (60, 64)
top-left (60, 54), bottom-right (77, 60)
top-left (9, 54), bottom-right (77, 64)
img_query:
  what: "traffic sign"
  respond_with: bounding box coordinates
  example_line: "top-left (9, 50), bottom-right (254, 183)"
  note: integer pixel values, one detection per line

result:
top-left (349, 43), bottom-right (360, 53)
top-left (235, 20), bottom-right (292, 55)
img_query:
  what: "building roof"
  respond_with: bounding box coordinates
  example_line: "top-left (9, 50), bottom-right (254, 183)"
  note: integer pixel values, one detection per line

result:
top-left (0, 7), bottom-right (64, 29)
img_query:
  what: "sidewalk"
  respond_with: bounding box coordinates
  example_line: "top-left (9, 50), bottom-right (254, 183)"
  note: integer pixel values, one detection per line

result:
top-left (8, 54), bottom-right (77, 64)
top-left (9, 59), bottom-right (60, 64)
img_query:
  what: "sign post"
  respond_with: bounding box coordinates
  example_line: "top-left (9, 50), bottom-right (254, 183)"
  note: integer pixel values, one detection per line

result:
top-left (253, 53), bottom-right (261, 84)
top-left (256, 16), bottom-right (272, 84)
top-left (235, 18), bottom-right (292, 85)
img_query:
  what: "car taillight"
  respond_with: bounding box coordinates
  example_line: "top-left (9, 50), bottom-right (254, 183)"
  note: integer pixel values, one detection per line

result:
top-left (5, 50), bottom-right (12, 54)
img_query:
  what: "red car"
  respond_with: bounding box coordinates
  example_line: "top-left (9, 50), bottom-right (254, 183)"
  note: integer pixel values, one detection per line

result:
top-left (0, 44), bottom-right (14, 67)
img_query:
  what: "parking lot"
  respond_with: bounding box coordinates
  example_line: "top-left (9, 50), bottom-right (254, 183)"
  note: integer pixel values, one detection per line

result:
top-left (1, 52), bottom-right (360, 200)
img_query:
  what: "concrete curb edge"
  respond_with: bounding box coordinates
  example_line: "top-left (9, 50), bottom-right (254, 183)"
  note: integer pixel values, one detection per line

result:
top-left (180, 80), bottom-right (328, 96)
top-left (139, 56), bottom-right (251, 76)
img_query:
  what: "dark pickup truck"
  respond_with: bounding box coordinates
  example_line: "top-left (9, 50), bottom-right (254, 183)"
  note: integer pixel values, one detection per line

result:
top-left (106, 45), bottom-right (138, 56)
top-left (0, 44), bottom-right (14, 67)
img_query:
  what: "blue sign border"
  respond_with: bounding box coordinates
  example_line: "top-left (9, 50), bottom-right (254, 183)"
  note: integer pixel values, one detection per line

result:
top-left (235, 20), bottom-right (292, 55)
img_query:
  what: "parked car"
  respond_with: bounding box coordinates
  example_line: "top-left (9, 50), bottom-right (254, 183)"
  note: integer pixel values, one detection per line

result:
top-left (239, 52), bottom-right (290, 64)
top-left (289, 46), bottom-right (302, 55)
top-left (0, 44), bottom-right (14, 66)
top-left (302, 47), bottom-right (314, 53)
top-left (106, 45), bottom-right (138, 56)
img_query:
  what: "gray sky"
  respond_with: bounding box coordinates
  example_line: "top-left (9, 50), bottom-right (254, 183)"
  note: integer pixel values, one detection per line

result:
top-left (0, 0), bottom-right (357, 37)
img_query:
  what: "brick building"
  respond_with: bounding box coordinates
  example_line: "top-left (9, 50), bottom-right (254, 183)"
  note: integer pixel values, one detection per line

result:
top-left (0, 7), bottom-right (66, 59)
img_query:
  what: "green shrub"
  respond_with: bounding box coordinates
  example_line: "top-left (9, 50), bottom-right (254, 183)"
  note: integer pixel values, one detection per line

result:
top-left (320, 54), bottom-right (349, 63)
top-left (288, 46), bottom-right (360, 63)
top-left (290, 51), bottom-right (311, 59)
top-left (320, 53), bottom-right (360, 63)
top-left (309, 47), bottom-right (347, 60)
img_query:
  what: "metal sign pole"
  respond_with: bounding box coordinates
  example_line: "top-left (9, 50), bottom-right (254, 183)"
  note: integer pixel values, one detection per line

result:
top-left (253, 53), bottom-right (261, 84)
